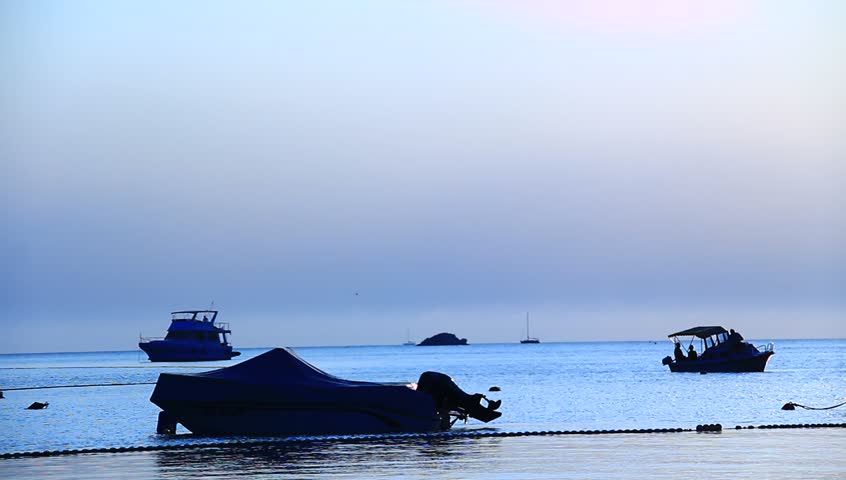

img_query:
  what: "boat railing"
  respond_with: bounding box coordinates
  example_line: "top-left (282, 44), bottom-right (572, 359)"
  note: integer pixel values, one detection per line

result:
top-left (756, 342), bottom-right (774, 352)
top-left (140, 336), bottom-right (164, 343)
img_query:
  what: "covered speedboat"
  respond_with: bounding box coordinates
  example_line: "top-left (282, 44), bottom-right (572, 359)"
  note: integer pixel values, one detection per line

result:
top-left (139, 310), bottom-right (240, 362)
top-left (661, 326), bottom-right (774, 373)
top-left (150, 347), bottom-right (502, 435)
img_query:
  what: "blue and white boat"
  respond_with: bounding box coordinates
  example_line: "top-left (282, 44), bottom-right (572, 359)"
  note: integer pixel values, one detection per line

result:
top-left (139, 310), bottom-right (240, 362)
top-left (662, 326), bottom-right (774, 373)
top-left (150, 347), bottom-right (502, 435)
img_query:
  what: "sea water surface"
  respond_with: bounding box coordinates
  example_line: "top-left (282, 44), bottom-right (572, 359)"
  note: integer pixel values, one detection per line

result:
top-left (1, 340), bottom-right (845, 478)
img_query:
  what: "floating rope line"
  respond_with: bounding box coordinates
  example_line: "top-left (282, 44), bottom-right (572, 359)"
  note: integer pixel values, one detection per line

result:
top-left (782, 400), bottom-right (846, 411)
top-left (3, 382), bottom-right (156, 392)
top-left (2, 423), bottom-right (845, 460)
top-left (0, 366), bottom-right (212, 370)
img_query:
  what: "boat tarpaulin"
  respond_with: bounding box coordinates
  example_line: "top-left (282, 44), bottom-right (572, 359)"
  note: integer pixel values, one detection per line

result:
top-left (190, 347), bottom-right (381, 387)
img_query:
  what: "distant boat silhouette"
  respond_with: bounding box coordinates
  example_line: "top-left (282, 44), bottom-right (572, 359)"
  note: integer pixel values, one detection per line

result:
top-left (139, 310), bottom-right (240, 362)
top-left (520, 313), bottom-right (540, 344)
top-left (403, 329), bottom-right (415, 346)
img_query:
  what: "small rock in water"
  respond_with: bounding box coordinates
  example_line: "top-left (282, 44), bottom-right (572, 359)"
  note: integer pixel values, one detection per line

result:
top-left (27, 401), bottom-right (49, 410)
top-left (489, 386), bottom-right (501, 392)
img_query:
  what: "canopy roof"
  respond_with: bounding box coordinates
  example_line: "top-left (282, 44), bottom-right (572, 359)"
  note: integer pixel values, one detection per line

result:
top-left (668, 326), bottom-right (728, 339)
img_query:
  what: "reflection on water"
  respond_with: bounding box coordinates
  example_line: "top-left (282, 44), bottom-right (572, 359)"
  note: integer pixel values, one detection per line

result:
top-left (154, 436), bottom-right (501, 478)
top-left (3, 430), bottom-right (845, 480)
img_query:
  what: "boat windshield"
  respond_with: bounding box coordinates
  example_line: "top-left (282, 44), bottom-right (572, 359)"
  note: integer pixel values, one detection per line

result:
top-left (171, 311), bottom-right (217, 322)
top-left (165, 331), bottom-right (221, 342)
top-left (671, 329), bottom-right (742, 354)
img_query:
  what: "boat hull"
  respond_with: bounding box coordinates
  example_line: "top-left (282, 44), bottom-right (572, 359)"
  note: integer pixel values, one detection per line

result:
top-left (152, 376), bottom-right (444, 435)
top-left (139, 341), bottom-right (239, 362)
top-left (668, 351), bottom-right (774, 373)
top-left (156, 401), bottom-right (444, 436)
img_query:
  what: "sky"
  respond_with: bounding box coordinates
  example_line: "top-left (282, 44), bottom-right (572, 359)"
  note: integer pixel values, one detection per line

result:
top-left (1, 1), bottom-right (844, 353)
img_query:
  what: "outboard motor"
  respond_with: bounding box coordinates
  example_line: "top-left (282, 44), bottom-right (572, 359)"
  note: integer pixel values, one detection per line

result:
top-left (416, 371), bottom-right (502, 425)
top-left (156, 411), bottom-right (177, 434)
top-left (662, 356), bottom-right (673, 366)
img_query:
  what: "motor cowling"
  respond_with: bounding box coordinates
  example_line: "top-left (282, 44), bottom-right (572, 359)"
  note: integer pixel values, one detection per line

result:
top-left (156, 411), bottom-right (177, 434)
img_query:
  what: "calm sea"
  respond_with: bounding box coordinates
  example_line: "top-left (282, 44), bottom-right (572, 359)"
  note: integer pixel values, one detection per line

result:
top-left (2, 340), bottom-right (845, 479)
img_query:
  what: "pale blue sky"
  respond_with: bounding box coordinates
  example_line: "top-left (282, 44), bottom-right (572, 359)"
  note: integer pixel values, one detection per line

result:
top-left (2, 1), bottom-right (844, 353)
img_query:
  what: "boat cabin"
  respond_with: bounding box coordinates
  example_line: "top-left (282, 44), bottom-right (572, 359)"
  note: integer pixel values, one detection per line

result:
top-left (165, 310), bottom-right (232, 346)
top-left (669, 326), bottom-right (731, 356)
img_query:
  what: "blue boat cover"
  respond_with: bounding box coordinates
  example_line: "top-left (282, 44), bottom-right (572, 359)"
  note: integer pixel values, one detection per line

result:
top-left (191, 348), bottom-right (378, 387)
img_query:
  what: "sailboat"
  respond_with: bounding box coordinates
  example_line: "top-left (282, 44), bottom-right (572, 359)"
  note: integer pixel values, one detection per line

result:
top-left (520, 313), bottom-right (540, 344)
top-left (403, 329), bottom-right (416, 346)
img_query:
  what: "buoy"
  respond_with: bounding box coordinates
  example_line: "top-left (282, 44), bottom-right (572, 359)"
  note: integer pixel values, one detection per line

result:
top-left (489, 386), bottom-right (501, 392)
top-left (782, 402), bottom-right (796, 410)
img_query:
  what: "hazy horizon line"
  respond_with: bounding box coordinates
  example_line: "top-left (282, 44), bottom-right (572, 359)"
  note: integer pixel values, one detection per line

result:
top-left (2, 336), bottom-right (843, 356)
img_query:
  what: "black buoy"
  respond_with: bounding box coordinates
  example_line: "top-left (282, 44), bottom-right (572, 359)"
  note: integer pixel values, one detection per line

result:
top-left (489, 386), bottom-right (501, 392)
top-left (695, 424), bottom-right (722, 432)
top-left (27, 402), bottom-right (49, 410)
top-left (782, 402), bottom-right (796, 410)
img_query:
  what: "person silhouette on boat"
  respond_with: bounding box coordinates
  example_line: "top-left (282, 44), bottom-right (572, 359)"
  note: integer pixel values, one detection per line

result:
top-left (674, 342), bottom-right (687, 362)
top-left (729, 329), bottom-right (743, 343)
top-left (727, 329), bottom-right (745, 353)
top-left (687, 345), bottom-right (698, 360)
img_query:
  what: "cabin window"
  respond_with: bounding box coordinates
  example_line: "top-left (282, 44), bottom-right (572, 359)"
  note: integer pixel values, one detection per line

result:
top-left (164, 330), bottom-right (220, 342)
top-left (165, 331), bottom-right (189, 340)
